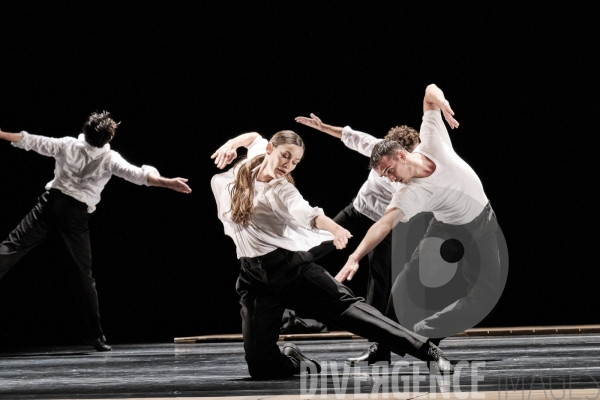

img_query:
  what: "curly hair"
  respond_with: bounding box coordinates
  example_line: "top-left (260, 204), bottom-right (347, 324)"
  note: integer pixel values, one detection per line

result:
top-left (228, 130), bottom-right (304, 227)
top-left (83, 111), bottom-right (119, 148)
top-left (385, 125), bottom-right (420, 152)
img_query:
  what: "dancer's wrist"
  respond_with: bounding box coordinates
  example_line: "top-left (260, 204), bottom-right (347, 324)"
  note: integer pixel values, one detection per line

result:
top-left (348, 253), bottom-right (361, 264)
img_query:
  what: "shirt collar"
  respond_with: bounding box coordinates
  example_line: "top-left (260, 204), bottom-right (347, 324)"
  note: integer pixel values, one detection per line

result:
top-left (251, 165), bottom-right (286, 186)
top-left (77, 134), bottom-right (111, 159)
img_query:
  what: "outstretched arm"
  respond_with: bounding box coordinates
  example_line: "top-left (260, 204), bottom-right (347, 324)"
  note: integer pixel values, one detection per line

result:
top-left (296, 114), bottom-right (382, 157)
top-left (295, 113), bottom-right (343, 139)
top-left (276, 183), bottom-right (352, 249)
top-left (335, 208), bottom-right (401, 282)
top-left (147, 172), bottom-right (191, 193)
top-left (0, 129), bottom-right (24, 142)
top-left (211, 132), bottom-right (260, 169)
top-left (424, 84), bottom-right (459, 129)
top-left (313, 215), bottom-right (352, 250)
top-left (110, 154), bottom-right (191, 194)
top-left (2, 129), bottom-right (69, 157)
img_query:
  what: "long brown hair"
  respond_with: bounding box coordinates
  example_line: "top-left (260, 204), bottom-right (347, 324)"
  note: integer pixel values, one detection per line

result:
top-left (228, 130), bottom-right (305, 226)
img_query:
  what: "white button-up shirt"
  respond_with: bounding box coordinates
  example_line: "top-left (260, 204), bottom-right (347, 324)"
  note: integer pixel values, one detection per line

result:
top-left (211, 136), bottom-right (334, 259)
top-left (12, 131), bottom-right (159, 213)
top-left (341, 126), bottom-right (402, 222)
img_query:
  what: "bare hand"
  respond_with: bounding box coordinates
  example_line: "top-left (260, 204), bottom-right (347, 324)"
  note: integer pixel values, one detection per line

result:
top-left (332, 226), bottom-right (352, 250)
top-left (167, 178), bottom-right (192, 193)
top-left (335, 256), bottom-right (360, 282)
top-left (211, 141), bottom-right (237, 169)
top-left (295, 113), bottom-right (324, 132)
top-left (440, 100), bottom-right (459, 129)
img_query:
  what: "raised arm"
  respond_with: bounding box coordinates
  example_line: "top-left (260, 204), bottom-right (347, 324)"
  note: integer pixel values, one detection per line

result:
top-left (295, 113), bottom-right (343, 139)
top-left (424, 84), bottom-right (459, 129)
top-left (110, 153), bottom-right (191, 194)
top-left (296, 113), bottom-right (382, 157)
top-left (335, 208), bottom-right (402, 282)
top-left (211, 132), bottom-right (260, 169)
top-left (147, 172), bottom-right (191, 193)
top-left (0, 129), bottom-right (24, 142)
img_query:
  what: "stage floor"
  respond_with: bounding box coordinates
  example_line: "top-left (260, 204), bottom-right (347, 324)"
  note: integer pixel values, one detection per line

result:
top-left (1, 333), bottom-right (599, 399)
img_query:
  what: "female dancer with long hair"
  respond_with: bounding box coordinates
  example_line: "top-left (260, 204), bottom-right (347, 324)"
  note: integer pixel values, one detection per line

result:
top-left (211, 129), bottom-right (453, 379)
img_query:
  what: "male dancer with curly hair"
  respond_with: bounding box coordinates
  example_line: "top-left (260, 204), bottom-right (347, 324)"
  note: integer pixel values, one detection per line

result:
top-left (293, 114), bottom-right (423, 366)
top-left (0, 111), bottom-right (191, 351)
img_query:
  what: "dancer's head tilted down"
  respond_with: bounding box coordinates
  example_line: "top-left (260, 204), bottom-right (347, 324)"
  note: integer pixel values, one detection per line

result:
top-left (229, 130), bottom-right (305, 227)
top-left (82, 110), bottom-right (120, 148)
top-left (370, 140), bottom-right (413, 184)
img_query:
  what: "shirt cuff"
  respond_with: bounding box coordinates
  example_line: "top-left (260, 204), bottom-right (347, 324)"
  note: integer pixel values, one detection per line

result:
top-left (247, 135), bottom-right (262, 148)
top-left (141, 165), bottom-right (160, 186)
top-left (340, 126), bottom-right (354, 145)
top-left (247, 135), bottom-right (268, 160)
top-left (10, 131), bottom-right (28, 148)
top-left (307, 206), bottom-right (325, 231)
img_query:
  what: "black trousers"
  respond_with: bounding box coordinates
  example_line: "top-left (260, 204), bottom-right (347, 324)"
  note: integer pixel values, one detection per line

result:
top-left (308, 201), bottom-right (393, 314)
top-left (385, 202), bottom-right (502, 341)
top-left (236, 248), bottom-right (430, 379)
top-left (0, 189), bottom-right (104, 340)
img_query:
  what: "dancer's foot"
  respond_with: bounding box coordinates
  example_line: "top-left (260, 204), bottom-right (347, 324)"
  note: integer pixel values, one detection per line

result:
top-left (282, 342), bottom-right (321, 374)
top-left (425, 342), bottom-right (453, 374)
top-left (346, 343), bottom-right (391, 367)
top-left (82, 335), bottom-right (112, 352)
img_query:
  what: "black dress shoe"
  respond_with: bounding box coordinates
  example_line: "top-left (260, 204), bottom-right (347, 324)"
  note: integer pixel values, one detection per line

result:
top-left (82, 336), bottom-right (112, 352)
top-left (282, 342), bottom-right (321, 374)
top-left (346, 343), bottom-right (391, 367)
top-left (425, 342), bottom-right (453, 374)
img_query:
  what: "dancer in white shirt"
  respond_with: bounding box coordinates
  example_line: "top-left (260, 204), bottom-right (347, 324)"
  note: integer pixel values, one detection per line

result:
top-left (0, 111), bottom-right (191, 351)
top-left (211, 129), bottom-right (453, 379)
top-left (293, 115), bottom-right (424, 365)
top-left (338, 84), bottom-right (505, 354)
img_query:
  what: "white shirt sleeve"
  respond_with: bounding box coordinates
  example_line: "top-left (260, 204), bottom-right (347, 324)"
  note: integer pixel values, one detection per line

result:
top-left (386, 185), bottom-right (424, 223)
top-left (211, 169), bottom-right (235, 225)
top-left (11, 131), bottom-right (73, 157)
top-left (247, 135), bottom-right (269, 159)
top-left (273, 182), bottom-right (325, 231)
top-left (420, 110), bottom-right (452, 148)
top-left (341, 126), bottom-right (383, 157)
top-left (108, 152), bottom-right (159, 186)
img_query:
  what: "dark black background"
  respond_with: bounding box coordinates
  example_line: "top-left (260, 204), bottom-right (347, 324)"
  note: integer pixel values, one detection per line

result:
top-left (0, 2), bottom-right (597, 345)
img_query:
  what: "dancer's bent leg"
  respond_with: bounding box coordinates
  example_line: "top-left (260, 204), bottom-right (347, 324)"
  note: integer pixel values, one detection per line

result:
top-left (282, 253), bottom-right (443, 363)
top-left (413, 204), bottom-right (502, 337)
top-left (237, 258), bottom-right (298, 379)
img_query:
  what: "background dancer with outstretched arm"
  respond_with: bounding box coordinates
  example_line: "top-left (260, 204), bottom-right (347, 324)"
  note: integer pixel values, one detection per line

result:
top-left (0, 111), bottom-right (191, 351)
